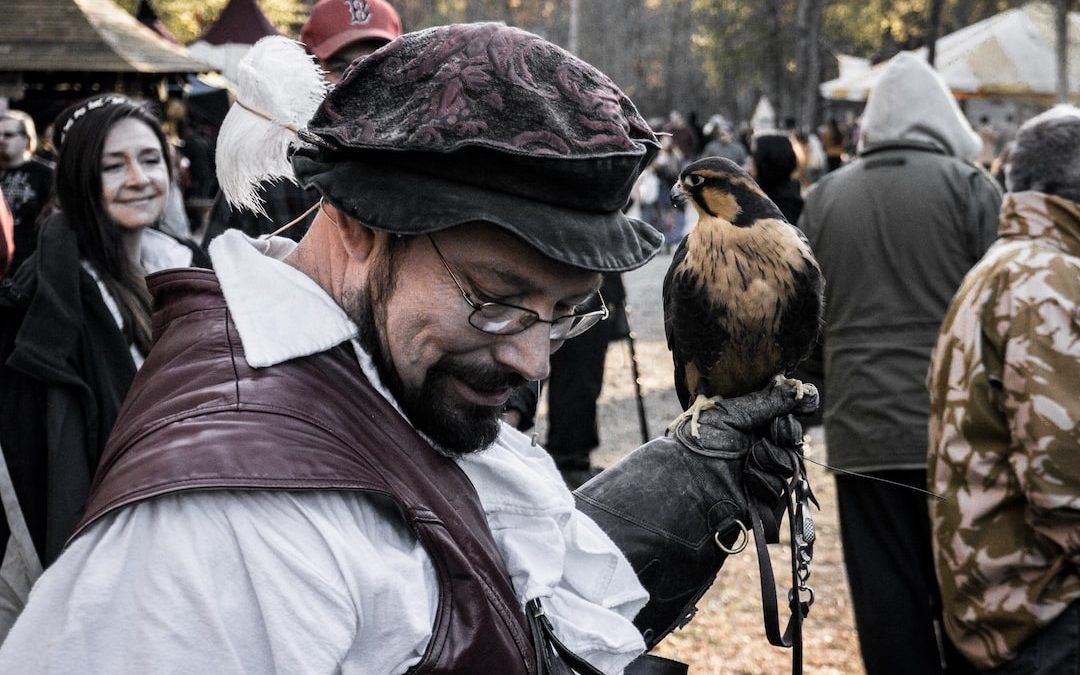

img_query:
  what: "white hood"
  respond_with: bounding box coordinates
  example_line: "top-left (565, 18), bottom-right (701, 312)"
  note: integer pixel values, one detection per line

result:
top-left (858, 52), bottom-right (981, 161)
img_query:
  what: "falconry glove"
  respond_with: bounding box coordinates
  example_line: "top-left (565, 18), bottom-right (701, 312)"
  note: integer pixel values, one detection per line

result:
top-left (574, 383), bottom-right (819, 674)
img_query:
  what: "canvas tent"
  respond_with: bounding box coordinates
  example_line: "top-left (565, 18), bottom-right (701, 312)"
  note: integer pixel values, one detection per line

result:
top-left (187, 0), bottom-right (281, 84)
top-left (821, 1), bottom-right (1080, 102)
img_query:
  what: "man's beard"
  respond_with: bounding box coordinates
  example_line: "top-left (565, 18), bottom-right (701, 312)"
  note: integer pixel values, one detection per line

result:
top-left (345, 248), bottom-right (524, 457)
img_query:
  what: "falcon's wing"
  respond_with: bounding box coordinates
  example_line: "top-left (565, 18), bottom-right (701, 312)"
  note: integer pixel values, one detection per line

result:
top-left (663, 238), bottom-right (731, 410)
top-left (662, 243), bottom-right (691, 410)
top-left (775, 248), bottom-right (825, 375)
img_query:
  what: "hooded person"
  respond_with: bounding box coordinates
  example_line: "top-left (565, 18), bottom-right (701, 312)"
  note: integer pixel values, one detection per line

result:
top-left (797, 52), bottom-right (1002, 675)
top-left (0, 24), bottom-right (815, 674)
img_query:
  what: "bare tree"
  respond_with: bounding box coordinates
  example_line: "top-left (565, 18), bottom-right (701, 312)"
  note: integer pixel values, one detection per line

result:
top-left (796, 0), bottom-right (825, 129)
top-left (765, 0), bottom-right (785, 116)
top-left (926, 0), bottom-right (945, 65)
top-left (567, 0), bottom-right (579, 54)
top-left (1057, 0), bottom-right (1071, 102)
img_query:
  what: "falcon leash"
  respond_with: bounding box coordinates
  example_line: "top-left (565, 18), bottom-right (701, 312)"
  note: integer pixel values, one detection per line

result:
top-left (743, 442), bottom-right (817, 675)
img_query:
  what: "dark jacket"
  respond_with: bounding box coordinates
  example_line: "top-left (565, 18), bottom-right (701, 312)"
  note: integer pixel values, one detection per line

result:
top-left (762, 179), bottom-right (804, 226)
top-left (798, 142), bottom-right (1001, 472)
top-left (798, 52), bottom-right (1002, 473)
top-left (0, 217), bottom-right (136, 565)
top-left (0, 217), bottom-right (209, 565)
top-left (77, 269), bottom-right (537, 674)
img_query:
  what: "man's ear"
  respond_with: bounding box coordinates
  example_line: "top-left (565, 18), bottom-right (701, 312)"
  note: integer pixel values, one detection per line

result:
top-left (327, 204), bottom-right (376, 262)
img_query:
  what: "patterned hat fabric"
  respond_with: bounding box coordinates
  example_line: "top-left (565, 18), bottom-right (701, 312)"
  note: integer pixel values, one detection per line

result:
top-left (292, 22), bottom-right (662, 272)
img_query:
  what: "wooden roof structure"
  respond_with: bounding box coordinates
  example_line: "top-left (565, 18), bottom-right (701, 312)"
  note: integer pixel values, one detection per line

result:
top-left (0, 0), bottom-right (207, 74)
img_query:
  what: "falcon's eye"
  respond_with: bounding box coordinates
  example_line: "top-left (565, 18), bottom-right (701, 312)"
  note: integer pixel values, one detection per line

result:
top-left (685, 174), bottom-right (705, 187)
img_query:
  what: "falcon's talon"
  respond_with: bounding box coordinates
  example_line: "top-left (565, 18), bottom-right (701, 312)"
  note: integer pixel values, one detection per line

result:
top-left (775, 374), bottom-right (808, 400)
top-left (669, 393), bottom-right (721, 438)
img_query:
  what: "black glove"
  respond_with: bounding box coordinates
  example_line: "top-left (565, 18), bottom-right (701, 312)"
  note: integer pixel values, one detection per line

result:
top-left (574, 382), bottom-right (818, 649)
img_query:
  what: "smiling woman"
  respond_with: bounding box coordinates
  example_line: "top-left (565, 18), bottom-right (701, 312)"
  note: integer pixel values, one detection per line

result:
top-left (0, 94), bottom-right (210, 637)
top-left (99, 117), bottom-right (170, 232)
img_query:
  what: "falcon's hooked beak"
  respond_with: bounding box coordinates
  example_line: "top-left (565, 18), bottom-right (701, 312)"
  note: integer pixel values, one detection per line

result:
top-left (670, 181), bottom-right (689, 208)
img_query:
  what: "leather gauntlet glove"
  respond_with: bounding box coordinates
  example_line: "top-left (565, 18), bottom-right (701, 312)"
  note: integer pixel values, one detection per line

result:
top-left (574, 383), bottom-right (818, 649)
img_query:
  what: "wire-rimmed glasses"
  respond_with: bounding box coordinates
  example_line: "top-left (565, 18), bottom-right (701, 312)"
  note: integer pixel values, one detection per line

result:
top-left (427, 234), bottom-right (608, 341)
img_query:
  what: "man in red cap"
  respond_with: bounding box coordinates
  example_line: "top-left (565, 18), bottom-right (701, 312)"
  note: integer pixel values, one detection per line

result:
top-left (302, 0), bottom-right (403, 84)
top-left (201, 0), bottom-right (404, 244)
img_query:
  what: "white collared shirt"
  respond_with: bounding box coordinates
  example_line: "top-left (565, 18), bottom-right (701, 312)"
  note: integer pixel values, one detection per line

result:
top-left (0, 230), bottom-right (647, 674)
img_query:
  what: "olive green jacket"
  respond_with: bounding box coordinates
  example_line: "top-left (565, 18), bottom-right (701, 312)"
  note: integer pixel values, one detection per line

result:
top-left (799, 143), bottom-right (1001, 472)
top-left (928, 191), bottom-right (1080, 669)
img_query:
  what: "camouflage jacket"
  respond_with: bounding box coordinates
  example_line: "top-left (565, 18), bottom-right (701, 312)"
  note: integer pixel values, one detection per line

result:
top-left (928, 190), bottom-right (1080, 669)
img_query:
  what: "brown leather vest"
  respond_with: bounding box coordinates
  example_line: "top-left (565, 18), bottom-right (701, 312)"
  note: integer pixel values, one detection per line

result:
top-left (74, 269), bottom-right (537, 674)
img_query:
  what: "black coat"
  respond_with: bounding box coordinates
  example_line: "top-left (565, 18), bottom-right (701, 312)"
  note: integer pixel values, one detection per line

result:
top-left (0, 217), bottom-right (207, 565)
top-left (762, 179), bottom-right (804, 226)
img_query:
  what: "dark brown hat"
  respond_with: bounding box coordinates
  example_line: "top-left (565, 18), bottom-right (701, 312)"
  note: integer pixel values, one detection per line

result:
top-left (292, 22), bottom-right (662, 272)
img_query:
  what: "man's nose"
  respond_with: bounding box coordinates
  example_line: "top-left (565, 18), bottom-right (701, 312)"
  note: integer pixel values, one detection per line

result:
top-left (492, 322), bottom-right (552, 383)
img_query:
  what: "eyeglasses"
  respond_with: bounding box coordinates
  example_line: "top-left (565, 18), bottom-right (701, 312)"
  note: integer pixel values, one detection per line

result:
top-left (427, 234), bottom-right (608, 340)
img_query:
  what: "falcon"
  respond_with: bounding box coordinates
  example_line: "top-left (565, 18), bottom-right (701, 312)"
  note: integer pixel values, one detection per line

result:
top-left (663, 156), bottom-right (824, 435)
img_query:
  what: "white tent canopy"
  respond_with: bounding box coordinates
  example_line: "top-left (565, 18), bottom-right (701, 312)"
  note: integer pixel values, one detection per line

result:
top-left (750, 96), bottom-right (776, 132)
top-left (821, 1), bottom-right (1080, 101)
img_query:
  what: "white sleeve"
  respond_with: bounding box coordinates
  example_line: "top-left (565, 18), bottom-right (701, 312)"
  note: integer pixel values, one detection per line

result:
top-left (460, 426), bottom-right (648, 675)
top-left (0, 490), bottom-right (438, 675)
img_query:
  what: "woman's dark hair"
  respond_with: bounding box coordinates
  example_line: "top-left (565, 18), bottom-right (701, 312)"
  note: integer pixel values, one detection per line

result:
top-left (52, 94), bottom-right (172, 355)
top-left (751, 134), bottom-right (798, 190)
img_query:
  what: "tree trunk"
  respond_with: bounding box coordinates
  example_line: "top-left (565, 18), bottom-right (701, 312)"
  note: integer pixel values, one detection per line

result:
top-left (766, 0), bottom-right (784, 119)
top-left (567, 0), bottom-right (580, 55)
top-left (662, 0), bottom-right (693, 114)
top-left (926, 0), bottom-right (945, 66)
top-left (796, 0), bottom-right (824, 130)
top-left (1057, 0), bottom-right (1070, 102)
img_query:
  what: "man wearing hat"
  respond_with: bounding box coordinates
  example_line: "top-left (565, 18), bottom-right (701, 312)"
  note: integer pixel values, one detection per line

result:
top-left (0, 24), bottom-right (811, 673)
top-left (201, 0), bottom-right (403, 244)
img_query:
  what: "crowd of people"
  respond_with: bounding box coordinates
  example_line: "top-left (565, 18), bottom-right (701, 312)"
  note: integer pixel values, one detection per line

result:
top-left (0, 2), bottom-right (1077, 674)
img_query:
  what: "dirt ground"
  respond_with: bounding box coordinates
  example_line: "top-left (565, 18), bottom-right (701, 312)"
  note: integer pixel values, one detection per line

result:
top-left (533, 250), bottom-right (866, 675)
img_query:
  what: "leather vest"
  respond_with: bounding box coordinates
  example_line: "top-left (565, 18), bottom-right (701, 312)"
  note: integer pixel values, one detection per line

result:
top-left (74, 269), bottom-right (537, 674)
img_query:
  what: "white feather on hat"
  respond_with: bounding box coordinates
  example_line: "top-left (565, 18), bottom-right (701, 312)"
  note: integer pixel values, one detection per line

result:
top-left (215, 36), bottom-right (329, 217)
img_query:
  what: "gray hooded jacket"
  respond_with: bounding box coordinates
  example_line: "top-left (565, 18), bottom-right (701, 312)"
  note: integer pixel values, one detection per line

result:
top-left (798, 53), bottom-right (1002, 473)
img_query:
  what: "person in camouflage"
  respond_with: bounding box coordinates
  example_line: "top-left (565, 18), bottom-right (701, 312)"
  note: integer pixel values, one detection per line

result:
top-left (928, 105), bottom-right (1080, 673)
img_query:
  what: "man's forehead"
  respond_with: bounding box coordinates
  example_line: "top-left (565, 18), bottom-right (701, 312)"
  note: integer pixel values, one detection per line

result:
top-left (431, 222), bottom-right (602, 289)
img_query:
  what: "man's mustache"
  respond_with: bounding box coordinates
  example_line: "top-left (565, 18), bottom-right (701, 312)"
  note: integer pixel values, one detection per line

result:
top-left (432, 358), bottom-right (526, 394)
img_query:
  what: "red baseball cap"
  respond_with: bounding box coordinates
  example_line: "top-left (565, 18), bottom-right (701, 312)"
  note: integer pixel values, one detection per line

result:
top-left (301, 0), bottom-right (403, 62)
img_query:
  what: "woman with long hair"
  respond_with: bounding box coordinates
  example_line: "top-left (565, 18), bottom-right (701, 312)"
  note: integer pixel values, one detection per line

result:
top-left (0, 94), bottom-right (208, 636)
